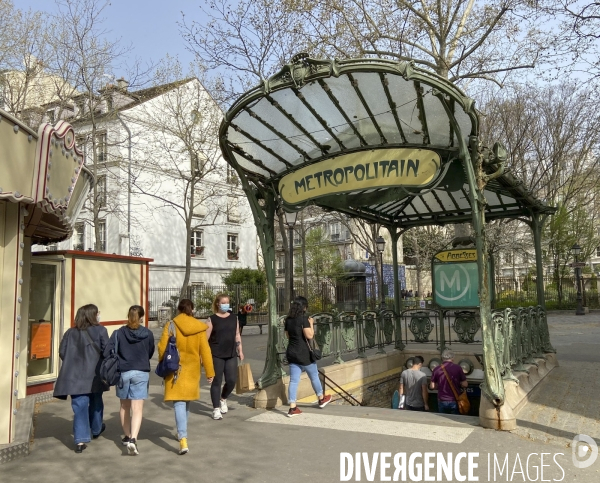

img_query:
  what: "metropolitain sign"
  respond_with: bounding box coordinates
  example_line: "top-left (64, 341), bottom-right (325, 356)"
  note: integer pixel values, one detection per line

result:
top-left (278, 148), bottom-right (441, 204)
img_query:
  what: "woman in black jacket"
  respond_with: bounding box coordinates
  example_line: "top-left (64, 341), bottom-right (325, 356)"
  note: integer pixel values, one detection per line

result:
top-left (53, 304), bottom-right (109, 453)
top-left (104, 305), bottom-right (154, 455)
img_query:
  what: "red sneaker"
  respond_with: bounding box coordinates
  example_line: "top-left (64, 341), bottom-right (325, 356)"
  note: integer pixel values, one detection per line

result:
top-left (287, 407), bottom-right (302, 417)
top-left (318, 395), bottom-right (332, 408)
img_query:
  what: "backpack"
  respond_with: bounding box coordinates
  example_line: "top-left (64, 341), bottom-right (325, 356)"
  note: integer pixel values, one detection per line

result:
top-left (155, 321), bottom-right (180, 382)
top-left (99, 329), bottom-right (121, 387)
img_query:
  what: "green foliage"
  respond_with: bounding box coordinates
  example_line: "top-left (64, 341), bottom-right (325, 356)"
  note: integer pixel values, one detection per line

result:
top-left (305, 227), bottom-right (344, 284)
top-left (195, 289), bottom-right (217, 316)
top-left (222, 268), bottom-right (266, 285)
top-left (545, 203), bottom-right (599, 277)
top-left (222, 268), bottom-right (267, 306)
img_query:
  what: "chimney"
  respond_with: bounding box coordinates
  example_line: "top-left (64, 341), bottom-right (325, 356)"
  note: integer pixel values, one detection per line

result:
top-left (116, 78), bottom-right (129, 91)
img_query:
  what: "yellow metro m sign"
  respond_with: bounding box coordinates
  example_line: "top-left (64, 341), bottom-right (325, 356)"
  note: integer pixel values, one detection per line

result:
top-left (278, 148), bottom-right (441, 204)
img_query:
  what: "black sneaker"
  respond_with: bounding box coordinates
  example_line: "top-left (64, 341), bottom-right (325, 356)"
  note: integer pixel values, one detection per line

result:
top-left (75, 443), bottom-right (87, 453)
top-left (121, 436), bottom-right (131, 446)
top-left (127, 438), bottom-right (139, 456)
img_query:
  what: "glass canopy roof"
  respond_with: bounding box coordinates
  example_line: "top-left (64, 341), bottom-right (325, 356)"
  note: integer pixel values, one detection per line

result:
top-left (220, 55), bottom-right (554, 226)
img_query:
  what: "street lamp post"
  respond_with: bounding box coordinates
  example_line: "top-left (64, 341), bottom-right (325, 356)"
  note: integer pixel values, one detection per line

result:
top-left (376, 236), bottom-right (386, 310)
top-left (571, 243), bottom-right (585, 316)
top-left (284, 211), bottom-right (298, 307)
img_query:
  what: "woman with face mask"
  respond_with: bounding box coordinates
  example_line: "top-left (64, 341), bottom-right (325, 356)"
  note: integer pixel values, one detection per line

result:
top-left (53, 304), bottom-right (109, 453)
top-left (206, 293), bottom-right (244, 420)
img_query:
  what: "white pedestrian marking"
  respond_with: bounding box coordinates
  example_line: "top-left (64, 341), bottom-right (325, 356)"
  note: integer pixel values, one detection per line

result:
top-left (248, 411), bottom-right (474, 444)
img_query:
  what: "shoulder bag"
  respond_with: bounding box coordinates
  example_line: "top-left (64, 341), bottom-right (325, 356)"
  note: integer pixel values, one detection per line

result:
top-left (98, 329), bottom-right (122, 387)
top-left (440, 364), bottom-right (470, 415)
top-left (155, 321), bottom-right (181, 382)
top-left (302, 318), bottom-right (322, 363)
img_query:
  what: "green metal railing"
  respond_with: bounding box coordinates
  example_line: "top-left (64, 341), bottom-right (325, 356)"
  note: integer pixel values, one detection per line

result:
top-left (275, 309), bottom-right (487, 365)
top-left (491, 306), bottom-right (555, 381)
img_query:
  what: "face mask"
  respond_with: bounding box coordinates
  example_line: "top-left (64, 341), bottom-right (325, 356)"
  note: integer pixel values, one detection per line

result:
top-left (219, 304), bottom-right (230, 312)
top-left (96, 314), bottom-right (101, 323)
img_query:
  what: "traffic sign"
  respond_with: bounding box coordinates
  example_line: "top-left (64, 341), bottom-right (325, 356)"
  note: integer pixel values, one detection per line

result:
top-left (570, 262), bottom-right (586, 268)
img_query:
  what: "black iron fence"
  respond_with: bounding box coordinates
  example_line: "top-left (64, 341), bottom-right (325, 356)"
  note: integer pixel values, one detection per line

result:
top-left (149, 276), bottom-right (597, 321)
top-left (149, 281), bottom-right (427, 320)
top-left (494, 276), bottom-right (599, 310)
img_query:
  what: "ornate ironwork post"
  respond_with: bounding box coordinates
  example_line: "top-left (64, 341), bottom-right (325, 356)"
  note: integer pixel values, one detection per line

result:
top-left (388, 227), bottom-right (403, 314)
top-left (435, 91), bottom-right (505, 407)
top-left (226, 164), bottom-right (285, 388)
top-left (388, 226), bottom-right (405, 350)
top-left (530, 214), bottom-right (556, 352)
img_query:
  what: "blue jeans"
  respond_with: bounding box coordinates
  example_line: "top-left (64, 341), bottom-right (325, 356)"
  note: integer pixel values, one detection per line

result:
top-left (438, 400), bottom-right (459, 414)
top-left (71, 393), bottom-right (104, 444)
top-left (173, 401), bottom-right (190, 439)
top-left (288, 363), bottom-right (323, 404)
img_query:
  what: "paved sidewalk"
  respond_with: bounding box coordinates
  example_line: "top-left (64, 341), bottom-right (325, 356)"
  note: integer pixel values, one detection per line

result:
top-left (512, 313), bottom-right (600, 449)
top-left (1, 383), bottom-right (597, 482)
top-left (1, 313), bottom-right (599, 480)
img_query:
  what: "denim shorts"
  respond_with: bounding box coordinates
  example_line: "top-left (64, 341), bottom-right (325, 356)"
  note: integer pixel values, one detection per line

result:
top-left (116, 370), bottom-right (149, 400)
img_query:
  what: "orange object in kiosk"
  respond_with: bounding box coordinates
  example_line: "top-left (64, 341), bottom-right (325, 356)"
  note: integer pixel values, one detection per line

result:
top-left (30, 321), bottom-right (52, 359)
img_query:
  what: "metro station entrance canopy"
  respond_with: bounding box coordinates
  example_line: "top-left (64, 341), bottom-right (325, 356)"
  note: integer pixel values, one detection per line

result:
top-left (219, 54), bottom-right (555, 412)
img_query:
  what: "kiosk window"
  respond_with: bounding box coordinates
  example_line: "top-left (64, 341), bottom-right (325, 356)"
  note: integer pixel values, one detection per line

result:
top-left (28, 264), bottom-right (57, 378)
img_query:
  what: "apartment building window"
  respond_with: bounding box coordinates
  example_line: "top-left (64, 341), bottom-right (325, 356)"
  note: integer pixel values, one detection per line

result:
top-left (227, 233), bottom-right (239, 260)
top-left (277, 254), bottom-right (285, 275)
top-left (330, 222), bottom-right (341, 241)
top-left (226, 165), bottom-right (239, 185)
top-left (191, 230), bottom-right (204, 256)
top-left (227, 196), bottom-right (240, 223)
top-left (294, 253), bottom-right (303, 274)
top-left (97, 175), bottom-right (107, 208)
top-left (98, 220), bottom-right (106, 252)
top-left (73, 222), bottom-right (85, 250)
top-left (95, 132), bottom-right (107, 163)
top-left (192, 189), bottom-right (207, 219)
top-left (76, 134), bottom-right (88, 160)
top-left (192, 153), bottom-right (205, 176)
top-left (596, 246), bottom-right (600, 258)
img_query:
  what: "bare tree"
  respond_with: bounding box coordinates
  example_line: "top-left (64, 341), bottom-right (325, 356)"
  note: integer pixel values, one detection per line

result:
top-left (126, 58), bottom-right (240, 298)
top-left (403, 226), bottom-right (452, 295)
top-left (478, 80), bottom-right (600, 297)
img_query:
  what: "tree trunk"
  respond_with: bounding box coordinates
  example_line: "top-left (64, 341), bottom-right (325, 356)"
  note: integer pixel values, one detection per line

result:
top-left (277, 208), bottom-right (290, 310)
top-left (180, 184), bottom-right (194, 300)
top-left (413, 237), bottom-right (423, 296)
top-left (301, 213), bottom-right (308, 297)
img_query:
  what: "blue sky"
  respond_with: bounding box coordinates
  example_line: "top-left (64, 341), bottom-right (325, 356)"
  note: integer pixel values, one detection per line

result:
top-left (18, 0), bottom-right (199, 71)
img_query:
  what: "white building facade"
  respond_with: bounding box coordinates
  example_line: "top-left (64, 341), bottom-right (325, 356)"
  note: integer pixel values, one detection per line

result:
top-left (36, 78), bottom-right (257, 288)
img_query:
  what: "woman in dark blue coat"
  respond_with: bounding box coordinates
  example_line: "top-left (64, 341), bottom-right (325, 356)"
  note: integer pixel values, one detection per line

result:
top-left (53, 304), bottom-right (109, 453)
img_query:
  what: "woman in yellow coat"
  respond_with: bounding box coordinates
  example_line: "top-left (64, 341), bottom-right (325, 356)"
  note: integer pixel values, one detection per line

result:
top-left (158, 299), bottom-right (214, 455)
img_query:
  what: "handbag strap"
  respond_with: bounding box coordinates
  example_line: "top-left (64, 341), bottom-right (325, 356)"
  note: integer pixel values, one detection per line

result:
top-left (168, 320), bottom-right (176, 340)
top-left (83, 329), bottom-right (101, 355)
top-left (440, 363), bottom-right (460, 400)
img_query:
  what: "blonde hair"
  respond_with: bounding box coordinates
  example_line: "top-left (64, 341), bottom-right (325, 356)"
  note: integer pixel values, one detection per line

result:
top-left (127, 305), bottom-right (145, 329)
top-left (212, 293), bottom-right (230, 314)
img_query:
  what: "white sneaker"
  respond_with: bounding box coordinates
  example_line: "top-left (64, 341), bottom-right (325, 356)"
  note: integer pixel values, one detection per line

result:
top-left (220, 399), bottom-right (228, 414)
top-left (212, 408), bottom-right (223, 420)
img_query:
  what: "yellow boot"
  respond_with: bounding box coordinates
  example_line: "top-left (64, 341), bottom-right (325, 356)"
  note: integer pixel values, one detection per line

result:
top-left (179, 437), bottom-right (189, 455)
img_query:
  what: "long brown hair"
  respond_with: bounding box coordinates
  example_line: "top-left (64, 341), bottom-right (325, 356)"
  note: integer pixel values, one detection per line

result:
top-left (74, 304), bottom-right (99, 330)
top-left (127, 305), bottom-right (145, 329)
top-left (177, 298), bottom-right (194, 316)
top-left (212, 293), bottom-right (230, 314)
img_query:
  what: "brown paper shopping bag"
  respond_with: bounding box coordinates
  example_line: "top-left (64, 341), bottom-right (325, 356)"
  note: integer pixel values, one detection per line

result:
top-left (235, 362), bottom-right (255, 394)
